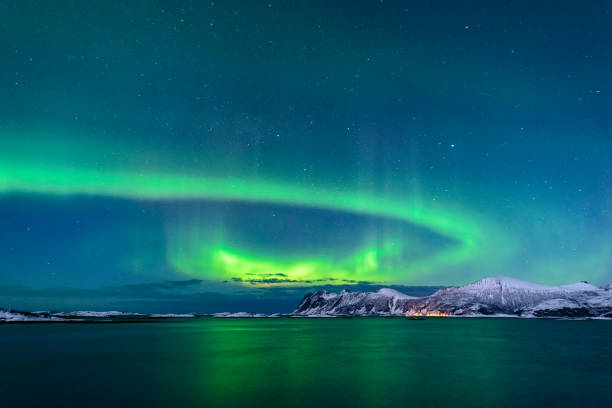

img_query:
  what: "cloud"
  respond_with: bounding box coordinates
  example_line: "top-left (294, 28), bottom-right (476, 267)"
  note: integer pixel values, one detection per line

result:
top-left (120, 279), bottom-right (204, 292)
top-left (244, 272), bottom-right (288, 278)
top-left (340, 279), bottom-right (382, 285)
top-left (230, 276), bottom-right (336, 285)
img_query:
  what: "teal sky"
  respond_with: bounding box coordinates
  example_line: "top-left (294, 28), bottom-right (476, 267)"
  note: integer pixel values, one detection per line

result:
top-left (0, 1), bottom-right (611, 311)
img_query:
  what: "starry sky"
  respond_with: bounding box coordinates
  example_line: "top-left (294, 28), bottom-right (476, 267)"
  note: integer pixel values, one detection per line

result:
top-left (1, 1), bottom-right (611, 312)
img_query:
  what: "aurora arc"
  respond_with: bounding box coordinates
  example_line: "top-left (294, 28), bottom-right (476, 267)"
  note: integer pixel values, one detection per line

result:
top-left (0, 160), bottom-right (513, 285)
top-left (0, 0), bottom-right (610, 313)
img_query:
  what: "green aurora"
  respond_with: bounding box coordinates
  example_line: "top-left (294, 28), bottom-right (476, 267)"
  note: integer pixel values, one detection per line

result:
top-left (0, 0), bottom-right (611, 308)
top-left (0, 150), bottom-right (513, 285)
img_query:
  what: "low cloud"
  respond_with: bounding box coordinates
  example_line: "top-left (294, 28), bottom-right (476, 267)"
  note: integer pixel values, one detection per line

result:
top-left (120, 279), bottom-right (204, 292)
top-left (230, 276), bottom-right (336, 285)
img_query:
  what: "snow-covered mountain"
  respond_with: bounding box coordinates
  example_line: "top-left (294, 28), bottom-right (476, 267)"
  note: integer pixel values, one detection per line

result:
top-left (294, 287), bottom-right (418, 316)
top-left (52, 311), bottom-right (141, 318)
top-left (0, 309), bottom-right (67, 322)
top-left (0, 308), bottom-right (198, 322)
top-left (0, 308), bottom-right (285, 322)
top-left (294, 276), bottom-right (612, 318)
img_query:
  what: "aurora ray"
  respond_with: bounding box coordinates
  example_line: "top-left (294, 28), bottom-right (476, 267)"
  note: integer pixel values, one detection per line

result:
top-left (1, 0), bottom-right (611, 314)
top-left (0, 157), bottom-right (513, 285)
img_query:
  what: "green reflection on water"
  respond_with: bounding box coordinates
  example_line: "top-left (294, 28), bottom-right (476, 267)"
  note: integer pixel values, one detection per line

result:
top-left (1, 318), bottom-right (611, 407)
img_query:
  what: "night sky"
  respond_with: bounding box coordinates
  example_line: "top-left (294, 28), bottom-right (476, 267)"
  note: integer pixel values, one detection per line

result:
top-left (1, 1), bottom-right (611, 312)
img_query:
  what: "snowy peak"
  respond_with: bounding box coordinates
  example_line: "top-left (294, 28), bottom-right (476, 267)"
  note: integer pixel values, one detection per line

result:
top-left (560, 282), bottom-right (601, 292)
top-left (466, 276), bottom-right (600, 293)
top-left (374, 288), bottom-right (417, 299)
top-left (442, 276), bottom-right (602, 301)
top-left (294, 287), bottom-right (415, 316)
top-left (427, 275), bottom-right (606, 312)
top-left (474, 275), bottom-right (550, 288)
top-left (460, 275), bottom-right (569, 293)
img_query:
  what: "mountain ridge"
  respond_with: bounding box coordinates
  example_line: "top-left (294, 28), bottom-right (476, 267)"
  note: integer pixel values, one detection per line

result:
top-left (294, 276), bottom-right (612, 318)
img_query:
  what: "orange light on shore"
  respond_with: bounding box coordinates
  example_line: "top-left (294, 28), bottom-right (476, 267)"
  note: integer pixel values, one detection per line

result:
top-left (405, 311), bottom-right (452, 317)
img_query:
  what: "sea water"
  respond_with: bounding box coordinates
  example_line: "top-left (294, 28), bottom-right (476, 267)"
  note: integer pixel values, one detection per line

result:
top-left (1, 318), bottom-right (611, 407)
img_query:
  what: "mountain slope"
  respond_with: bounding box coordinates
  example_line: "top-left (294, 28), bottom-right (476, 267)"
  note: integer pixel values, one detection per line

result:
top-left (294, 276), bottom-right (612, 318)
top-left (294, 288), bottom-right (417, 316)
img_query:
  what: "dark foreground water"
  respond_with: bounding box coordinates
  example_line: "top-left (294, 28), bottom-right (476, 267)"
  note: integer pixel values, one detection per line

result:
top-left (1, 318), bottom-right (611, 408)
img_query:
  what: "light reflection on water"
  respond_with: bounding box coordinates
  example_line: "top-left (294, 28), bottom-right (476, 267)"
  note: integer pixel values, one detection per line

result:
top-left (1, 318), bottom-right (611, 407)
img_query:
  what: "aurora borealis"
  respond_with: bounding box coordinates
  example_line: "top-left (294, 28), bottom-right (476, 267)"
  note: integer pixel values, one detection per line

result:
top-left (1, 1), bottom-right (611, 311)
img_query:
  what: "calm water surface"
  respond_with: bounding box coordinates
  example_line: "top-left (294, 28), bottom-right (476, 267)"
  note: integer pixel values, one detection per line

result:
top-left (1, 318), bottom-right (611, 407)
